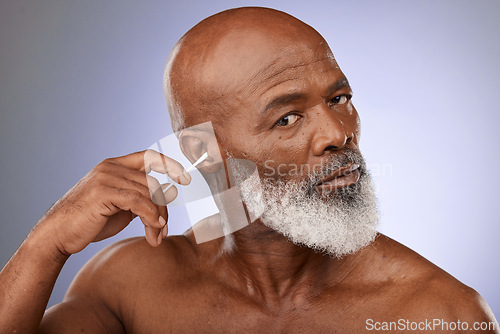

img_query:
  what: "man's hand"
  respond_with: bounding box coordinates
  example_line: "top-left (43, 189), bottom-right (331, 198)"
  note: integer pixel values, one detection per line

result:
top-left (40, 149), bottom-right (191, 255)
top-left (0, 149), bottom-right (190, 333)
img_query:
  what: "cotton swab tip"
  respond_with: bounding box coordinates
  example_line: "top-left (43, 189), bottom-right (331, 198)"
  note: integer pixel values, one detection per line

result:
top-left (163, 152), bottom-right (208, 193)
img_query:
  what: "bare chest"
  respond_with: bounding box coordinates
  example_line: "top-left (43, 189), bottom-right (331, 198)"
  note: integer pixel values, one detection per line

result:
top-left (119, 283), bottom-right (383, 334)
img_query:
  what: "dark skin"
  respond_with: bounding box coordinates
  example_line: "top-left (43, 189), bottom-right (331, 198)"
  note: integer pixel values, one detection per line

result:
top-left (0, 7), bottom-right (497, 334)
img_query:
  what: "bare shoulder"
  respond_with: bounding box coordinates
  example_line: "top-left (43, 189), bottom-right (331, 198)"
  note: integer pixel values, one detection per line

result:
top-left (70, 235), bottom-right (200, 297)
top-left (359, 234), bottom-right (498, 332)
top-left (40, 235), bottom-right (199, 333)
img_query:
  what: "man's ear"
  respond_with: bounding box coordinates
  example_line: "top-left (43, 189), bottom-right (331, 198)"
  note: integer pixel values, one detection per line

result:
top-left (179, 129), bottom-right (222, 173)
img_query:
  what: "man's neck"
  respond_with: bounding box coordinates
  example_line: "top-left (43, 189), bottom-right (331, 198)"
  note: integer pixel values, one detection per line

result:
top-left (216, 221), bottom-right (361, 305)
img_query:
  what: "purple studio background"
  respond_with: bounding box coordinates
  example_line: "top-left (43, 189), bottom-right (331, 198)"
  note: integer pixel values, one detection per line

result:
top-left (1, 0), bottom-right (499, 315)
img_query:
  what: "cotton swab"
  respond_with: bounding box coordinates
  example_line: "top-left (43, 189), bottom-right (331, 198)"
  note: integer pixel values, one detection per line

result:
top-left (163, 152), bottom-right (208, 193)
top-left (186, 152), bottom-right (208, 173)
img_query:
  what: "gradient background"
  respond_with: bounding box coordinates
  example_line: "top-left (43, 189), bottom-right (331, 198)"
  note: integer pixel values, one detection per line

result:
top-left (1, 0), bottom-right (499, 316)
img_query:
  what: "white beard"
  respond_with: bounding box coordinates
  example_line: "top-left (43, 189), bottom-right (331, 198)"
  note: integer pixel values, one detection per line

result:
top-left (229, 149), bottom-right (380, 258)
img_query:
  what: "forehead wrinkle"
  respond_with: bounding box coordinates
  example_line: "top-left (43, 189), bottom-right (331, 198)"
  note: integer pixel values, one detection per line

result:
top-left (259, 76), bottom-right (302, 97)
top-left (251, 55), bottom-right (334, 97)
top-left (266, 54), bottom-right (331, 81)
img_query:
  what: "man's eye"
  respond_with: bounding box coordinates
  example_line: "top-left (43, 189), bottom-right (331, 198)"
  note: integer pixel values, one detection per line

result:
top-left (276, 114), bottom-right (300, 127)
top-left (329, 94), bottom-right (351, 105)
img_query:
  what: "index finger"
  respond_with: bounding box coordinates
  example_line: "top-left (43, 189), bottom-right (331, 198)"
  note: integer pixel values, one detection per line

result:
top-left (113, 150), bottom-right (191, 185)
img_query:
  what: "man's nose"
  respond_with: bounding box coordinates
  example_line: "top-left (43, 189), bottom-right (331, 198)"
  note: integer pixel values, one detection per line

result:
top-left (311, 108), bottom-right (355, 156)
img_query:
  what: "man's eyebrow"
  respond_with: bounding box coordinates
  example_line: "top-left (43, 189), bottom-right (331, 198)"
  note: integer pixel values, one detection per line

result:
top-left (324, 77), bottom-right (351, 97)
top-left (261, 77), bottom-right (352, 115)
top-left (261, 92), bottom-right (305, 115)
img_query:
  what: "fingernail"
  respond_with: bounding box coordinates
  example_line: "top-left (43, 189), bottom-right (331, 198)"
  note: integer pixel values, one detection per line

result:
top-left (162, 224), bottom-right (168, 238)
top-left (157, 231), bottom-right (163, 245)
top-left (159, 216), bottom-right (166, 227)
top-left (180, 170), bottom-right (191, 184)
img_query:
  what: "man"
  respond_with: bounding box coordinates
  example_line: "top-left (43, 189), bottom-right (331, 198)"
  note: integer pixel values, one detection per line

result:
top-left (0, 7), bottom-right (497, 333)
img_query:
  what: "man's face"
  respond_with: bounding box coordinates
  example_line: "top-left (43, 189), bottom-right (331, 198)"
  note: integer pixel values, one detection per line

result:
top-left (210, 31), bottom-right (361, 188)
top-left (193, 29), bottom-right (378, 256)
top-left (169, 23), bottom-right (379, 255)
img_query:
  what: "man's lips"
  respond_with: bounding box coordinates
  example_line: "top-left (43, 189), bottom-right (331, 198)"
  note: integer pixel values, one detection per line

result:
top-left (315, 163), bottom-right (361, 191)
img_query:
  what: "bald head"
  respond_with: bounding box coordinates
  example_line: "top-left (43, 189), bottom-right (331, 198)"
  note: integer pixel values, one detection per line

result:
top-left (163, 7), bottom-right (334, 134)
